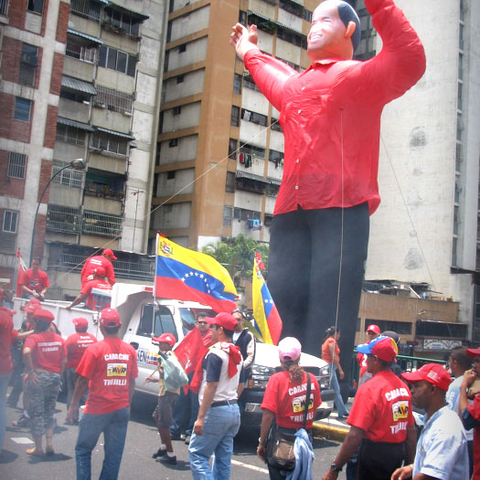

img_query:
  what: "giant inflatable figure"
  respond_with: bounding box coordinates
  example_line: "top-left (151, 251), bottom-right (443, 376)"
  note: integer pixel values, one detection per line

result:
top-left (230, 0), bottom-right (426, 385)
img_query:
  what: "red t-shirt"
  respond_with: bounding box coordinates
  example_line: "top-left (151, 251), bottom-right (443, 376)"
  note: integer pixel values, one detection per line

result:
top-left (80, 279), bottom-right (112, 310)
top-left (76, 338), bottom-right (138, 414)
top-left (20, 268), bottom-right (50, 292)
top-left (348, 370), bottom-right (414, 443)
top-left (261, 370), bottom-right (321, 429)
top-left (65, 332), bottom-right (98, 369)
top-left (81, 256), bottom-right (116, 286)
top-left (0, 310), bottom-right (18, 375)
top-left (24, 331), bottom-right (66, 374)
top-left (468, 395), bottom-right (480, 480)
top-left (321, 337), bottom-right (339, 364)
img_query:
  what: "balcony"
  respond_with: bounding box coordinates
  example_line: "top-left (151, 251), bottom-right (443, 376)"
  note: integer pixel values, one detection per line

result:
top-left (82, 210), bottom-right (123, 237)
top-left (46, 205), bottom-right (83, 235)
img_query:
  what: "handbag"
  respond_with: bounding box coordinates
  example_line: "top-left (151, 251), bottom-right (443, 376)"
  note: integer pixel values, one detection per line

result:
top-left (266, 373), bottom-right (312, 470)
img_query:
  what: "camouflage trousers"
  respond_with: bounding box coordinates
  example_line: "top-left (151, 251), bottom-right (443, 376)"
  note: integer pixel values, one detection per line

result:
top-left (25, 371), bottom-right (61, 437)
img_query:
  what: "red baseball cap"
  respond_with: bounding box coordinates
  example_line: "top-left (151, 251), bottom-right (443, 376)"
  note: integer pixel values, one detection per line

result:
top-left (467, 348), bottom-right (480, 359)
top-left (99, 308), bottom-right (121, 327)
top-left (402, 363), bottom-right (451, 391)
top-left (207, 313), bottom-right (237, 331)
top-left (366, 324), bottom-right (381, 334)
top-left (152, 333), bottom-right (176, 347)
top-left (103, 248), bottom-right (117, 260)
top-left (72, 317), bottom-right (89, 328)
top-left (357, 335), bottom-right (398, 362)
top-left (34, 308), bottom-right (55, 323)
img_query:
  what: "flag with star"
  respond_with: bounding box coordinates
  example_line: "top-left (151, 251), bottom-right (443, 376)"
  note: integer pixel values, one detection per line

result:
top-left (155, 234), bottom-right (237, 313)
top-left (252, 258), bottom-right (282, 345)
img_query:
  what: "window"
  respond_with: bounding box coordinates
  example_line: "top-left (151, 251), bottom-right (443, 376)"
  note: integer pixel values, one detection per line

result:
top-left (46, 204), bottom-right (82, 234)
top-left (223, 206), bottom-right (233, 226)
top-left (82, 210), bottom-right (123, 237)
top-left (172, 106), bottom-right (181, 115)
top-left (3, 210), bottom-right (18, 233)
top-left (7, 152), bottom-right (27, 179)
top-left (167, 171), bottom-right (175, 179)
top-left (242, 108), bottom-right (268, 127)
top-left (228, 138), bottom-right (238, 159)
top-left (233, 74), bottom-right (242, 95)
top-left (269, 149), bottom-right (283, 167)
top-left (65, 38), bottom-right (97, 63)
top-left (225, 172), bottom-right (235, 193)
top-left (98, 46), bottom-right (137, 77)
top-left (176, 75), bottom-right (184, 84)
top-left (104, 8), bottom-right (140, 36)
top-left (169, 138), bottom-right (178, 147)
top-left (270, 118), bottom-right (282, 132)
top-left (70, 0), bottom-right (101, 21)
top-left (95, 85), bottom-right (134, 114)
top-left (279, 0), bottom-right (304, 19)
top-left (91, 133), bottom-right (128, 156)
top-left (240, 144), bottom-right (265, 158)
top-left (277, 27), bottom-right (305, 48)
top-left (19, 43), bottom-right (38, 86)
top-left (51, 159), bottom-right (83, 189)
top-left (231, 106), bottom-right (240, 126)
top-left (28, 0), bottom-right (43, 14)
top-left (243, 74), bottom-right (260, 92)
top-left (14, 98), bottom-right (32, 122)
top-left (179, 44), bottom-right (186, 53)
top-left (56, 124), bottom-right (86, 146)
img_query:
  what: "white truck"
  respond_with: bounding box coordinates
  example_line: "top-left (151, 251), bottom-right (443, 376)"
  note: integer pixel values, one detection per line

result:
top-left (13, 283), bottom-right (334, 422)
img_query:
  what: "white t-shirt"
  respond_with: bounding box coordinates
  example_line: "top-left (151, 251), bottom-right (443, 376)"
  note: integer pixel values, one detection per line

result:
top-left (446, 375), bottom-right (473, 441)
top-left (413, 405), bottom-right (469, 480)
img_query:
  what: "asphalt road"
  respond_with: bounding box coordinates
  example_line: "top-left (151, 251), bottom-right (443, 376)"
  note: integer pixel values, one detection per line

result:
top-left (1, 389), bottom-right (346, 479)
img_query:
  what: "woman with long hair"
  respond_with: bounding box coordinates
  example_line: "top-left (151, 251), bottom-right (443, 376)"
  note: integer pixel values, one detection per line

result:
top-left (322, 326), bottom-right (349, 418)
top-left (257, 337), bottom-right (321, 480)
top-left (23, 308), bottom-right (66, 457)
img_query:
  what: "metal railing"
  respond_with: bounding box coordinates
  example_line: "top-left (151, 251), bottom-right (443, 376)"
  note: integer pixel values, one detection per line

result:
top-left (82, 210), bottom-right (122, 237)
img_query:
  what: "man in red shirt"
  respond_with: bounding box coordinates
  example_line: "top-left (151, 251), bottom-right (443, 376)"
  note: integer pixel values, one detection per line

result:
top-left (322, 335), bottom-right (416, 480)
top-left (357, 324), bottom-right (381, 385)
top-left (20, 258), bottom-right (50, 301)
top-left (67, 308), bottom-right (138, 479)
top-left (67, 266), bottom-right (111, 311)
top-left (230, 0), bottom-right (426, 376)
top-left (80, 248), bottom-right (117, 287)
top-left (65, 317), bottom-right (97, 421)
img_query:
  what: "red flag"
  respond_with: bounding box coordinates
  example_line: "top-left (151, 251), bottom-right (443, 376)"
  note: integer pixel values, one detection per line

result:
top-left (255, 251), bottom-right (266, 270)
top-left (16, 249), bottom-right (28, 297)
top-left (174, 327), bottom-right (208, 394)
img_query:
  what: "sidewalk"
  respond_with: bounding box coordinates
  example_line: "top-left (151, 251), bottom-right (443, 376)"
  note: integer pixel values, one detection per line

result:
top-left (313, 399), bottom-right (352, 442)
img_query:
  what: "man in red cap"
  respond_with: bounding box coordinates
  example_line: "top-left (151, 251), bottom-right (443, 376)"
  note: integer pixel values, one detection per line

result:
top-left (356, 324), bottom-right (381, 386)
top-left (188, 313), bottom-right (245, 480)
top-left (67, 307), bottom-right (138, 479)
top-left (323, 336), bottom-right (416, 480)
top-left (64, 318), bottom-right (97, 421)
top-left (67, 267), bottom-right (111, 311)
top-left (19, 258), bottom-right (50, 301)
top-left (392, 363), bottom-right (468, 480)
top-left (1, 307), bottom-right (32, 453)
top-left (146, 332), bottom-right (185, 465)
top-left (80, 249), bottom-right (117, 288)
top-left (459, 347), bottom-right (480, 480)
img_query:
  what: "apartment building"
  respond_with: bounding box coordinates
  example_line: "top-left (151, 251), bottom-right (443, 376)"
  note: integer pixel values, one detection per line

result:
top-left (154, 0), bottom-right (480, 341)
top-left (0, 0), bottom-right (167, 298)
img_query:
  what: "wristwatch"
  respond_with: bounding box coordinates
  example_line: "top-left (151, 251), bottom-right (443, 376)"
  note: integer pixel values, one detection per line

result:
top-left (258, 437), bottom-right (266, 446)
top-left (330, 462), bottom-right (342, 472)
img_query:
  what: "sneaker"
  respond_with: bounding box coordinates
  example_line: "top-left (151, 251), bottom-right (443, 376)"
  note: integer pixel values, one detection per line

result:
top-left (157, 454), bottom-right (177, 465)
top-left (12, 415), bottom-right (30, 427)
top-left (180, 434), bottom-right (186, 440)
top-left (184, 435), bottom-right (191, 445)
top-left (170, 433), bottom-right (182, 441)
top-left (152, 448), bottom-right (167, 459)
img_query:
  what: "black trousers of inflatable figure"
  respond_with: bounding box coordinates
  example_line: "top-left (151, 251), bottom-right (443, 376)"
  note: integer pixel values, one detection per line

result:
top-left (268, 203), bottom-right (370, 389)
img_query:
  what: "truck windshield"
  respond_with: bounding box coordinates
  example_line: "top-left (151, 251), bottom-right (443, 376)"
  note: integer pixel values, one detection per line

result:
top-left (137, 304), bottom-right (177, 340)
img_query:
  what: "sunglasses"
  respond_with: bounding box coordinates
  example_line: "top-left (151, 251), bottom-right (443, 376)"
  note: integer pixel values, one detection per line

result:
top-left (197, 321), bottom-right (207, 325)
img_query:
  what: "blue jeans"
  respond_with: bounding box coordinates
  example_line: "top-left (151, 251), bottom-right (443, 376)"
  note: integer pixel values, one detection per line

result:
top-left (329, 364), bottom-right (349, 417)
top-left (171, 386), bottom-right (198, 436)
top-left (0, 373), bottom-right (11, 452)
top-left (75, 407), bottom-right (130, 480)
top-left (189, 404), bottom-right (241, 480)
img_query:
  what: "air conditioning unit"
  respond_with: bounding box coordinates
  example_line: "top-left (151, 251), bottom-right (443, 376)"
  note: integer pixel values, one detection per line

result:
top-left (21, 53), bottom-right (38, 66)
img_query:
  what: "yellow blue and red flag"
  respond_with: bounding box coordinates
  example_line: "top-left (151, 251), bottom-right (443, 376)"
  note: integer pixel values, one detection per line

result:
top-left (155, 235), bottom-right (237, 313)
top-left (252, 258), bottom-right (282, 345)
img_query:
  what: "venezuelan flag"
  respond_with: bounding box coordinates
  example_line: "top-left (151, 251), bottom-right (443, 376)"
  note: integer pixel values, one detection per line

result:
top-left (155, 235), bottom-right (237, 313)
top-left (252, 259), bottom-right (282, 345)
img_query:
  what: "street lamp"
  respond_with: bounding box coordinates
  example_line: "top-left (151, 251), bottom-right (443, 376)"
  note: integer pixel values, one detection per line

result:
top-left (29, 158), bottom-right (86, 266)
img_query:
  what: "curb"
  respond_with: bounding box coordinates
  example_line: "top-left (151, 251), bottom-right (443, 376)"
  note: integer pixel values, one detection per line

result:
top-left (312, 421), bottom-right (349, 442)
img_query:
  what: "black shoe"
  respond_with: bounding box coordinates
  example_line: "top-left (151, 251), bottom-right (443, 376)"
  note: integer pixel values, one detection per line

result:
top-left (170, 433), bottom-right (182, 440)
top-left (12, 415), bottom-right (30, 427)
top-left (158, 455), bottom-right (177, 465)
top-left (184, 435), bottom-right (191, 445)
top-left (152, 448), bottom-right (167, 459)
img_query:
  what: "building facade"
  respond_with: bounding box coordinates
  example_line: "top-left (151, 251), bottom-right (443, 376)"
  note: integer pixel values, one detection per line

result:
top-left (0, 0), bottom-right (167, 298)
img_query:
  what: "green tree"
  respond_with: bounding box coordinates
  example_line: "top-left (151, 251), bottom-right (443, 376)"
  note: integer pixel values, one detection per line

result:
top-left (202, 235), bottom-right (269, 284)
